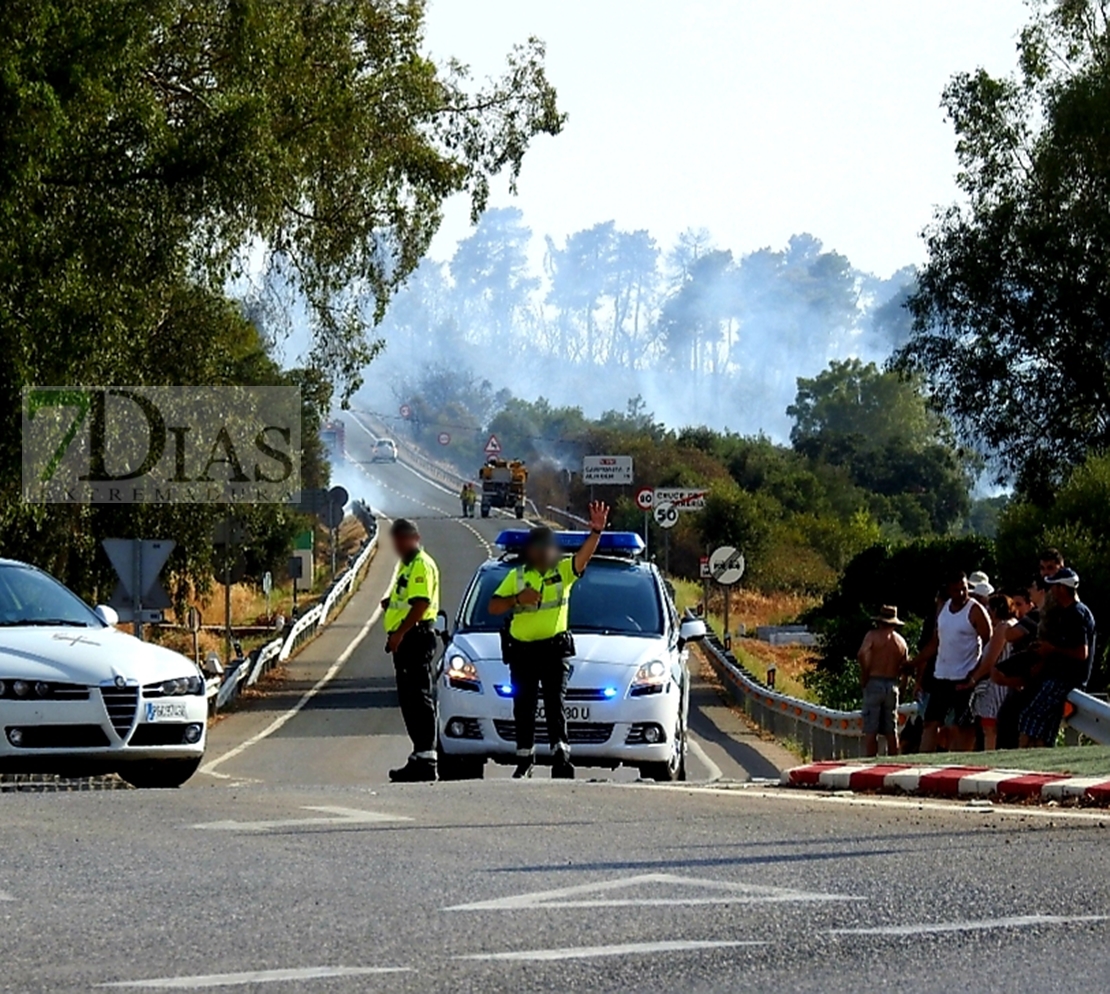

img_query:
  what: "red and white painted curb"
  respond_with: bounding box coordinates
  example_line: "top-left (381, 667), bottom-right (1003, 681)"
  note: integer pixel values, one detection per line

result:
top-left (784, 761), bottom-right (1110, 805)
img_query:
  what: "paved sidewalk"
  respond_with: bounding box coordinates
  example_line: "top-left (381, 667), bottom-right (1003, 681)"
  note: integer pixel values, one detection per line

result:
top-left (784, 759), bottom-right (1110, 805)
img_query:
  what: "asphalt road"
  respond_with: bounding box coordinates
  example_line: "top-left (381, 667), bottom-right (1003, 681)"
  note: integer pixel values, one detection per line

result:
top-left (3, 426), bottom-right (1110, 992)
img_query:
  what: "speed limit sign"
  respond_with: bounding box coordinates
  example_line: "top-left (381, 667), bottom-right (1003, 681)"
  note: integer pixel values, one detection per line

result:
top-left (635, 487), bottom-right (654, 511)
top-left (653, 501), bottom-right (679, 529)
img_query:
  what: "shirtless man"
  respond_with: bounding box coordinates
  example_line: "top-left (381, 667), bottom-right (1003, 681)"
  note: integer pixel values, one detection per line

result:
top-left (858, 605), bottom-right (910, 757)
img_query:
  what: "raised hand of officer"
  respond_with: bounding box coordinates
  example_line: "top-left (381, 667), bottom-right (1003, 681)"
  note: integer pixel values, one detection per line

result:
top-left (588, 500), bottom-right (609, 533)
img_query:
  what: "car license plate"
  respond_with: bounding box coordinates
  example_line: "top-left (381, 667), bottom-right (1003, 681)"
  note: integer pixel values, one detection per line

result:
top-left (536, 705), bottom-right (589, 722)
top-left (145, 701), bottom-right (188, 722)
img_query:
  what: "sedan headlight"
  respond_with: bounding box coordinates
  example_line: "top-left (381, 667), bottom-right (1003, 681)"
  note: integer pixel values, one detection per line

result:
top-left (445, 655), bottom-right (481, 693)
top-left (147, 675), bottom-right (205, 697)
top-left (630, 660), bottom-right (669, 697)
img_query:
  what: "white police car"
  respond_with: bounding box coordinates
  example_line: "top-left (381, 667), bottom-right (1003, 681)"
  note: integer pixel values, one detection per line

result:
top-left (436, 531), bottom-right (706, 780)
top-left (0, 559), bottom-right (208, 788)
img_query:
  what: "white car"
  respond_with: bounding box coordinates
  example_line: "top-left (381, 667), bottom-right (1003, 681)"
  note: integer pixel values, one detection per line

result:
top-left (371, 438), bottom-right (398, 463)
top-left (437, 531), bottom-right (706, 781)
top-left (0, 559), bottom-right (208, 788)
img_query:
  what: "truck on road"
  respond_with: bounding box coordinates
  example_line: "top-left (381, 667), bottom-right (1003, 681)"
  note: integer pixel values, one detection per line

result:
top-left (478, 458), bottom-right (527, 519)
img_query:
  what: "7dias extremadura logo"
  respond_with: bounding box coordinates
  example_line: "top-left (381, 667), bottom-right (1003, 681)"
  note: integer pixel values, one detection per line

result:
top-left (21, 386), bottom-right (301, 504)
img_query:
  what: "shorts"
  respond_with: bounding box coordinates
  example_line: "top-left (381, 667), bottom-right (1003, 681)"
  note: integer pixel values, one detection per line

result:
top-left (970, 679), bottom-right (1011, 723)
top-left (923, 678), bottom-right (975, 727)
top-left (1017, 680), bottom-right (1073, 743)
top-left (862, 678), bottom-right (898, 737)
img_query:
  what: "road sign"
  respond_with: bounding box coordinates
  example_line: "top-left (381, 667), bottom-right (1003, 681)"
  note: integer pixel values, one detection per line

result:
top-left (653, 502), bottom-right (679, 529)
top-left (484, 434), bottom-right (502, 457)
top-left (438, 431), bottom-right (451, 446)
top-left (328, 485), bottom-right (349, 509)
top-left (582, 455), bottom-right (633, 485)
top-left (699, 556), bottom-right (711, 579)
top-left (186, 606), bottom-right (202, 633)
top-left (321, 501), bottom-right (344, 530)
top-left (213, 517), bottom-right (247, 547)
top-left (399, 404), bottom-right (412, 419)
top-left (103, 539), bottom-right (175, 630)
top-left (654, 487), bottom-right (708, 511)
top-left (709, 545), bottom-right (746, 586)
top-left (635, 487), bottom-right (654, 511)
top-left (261, 571), bottom-right (273, 595)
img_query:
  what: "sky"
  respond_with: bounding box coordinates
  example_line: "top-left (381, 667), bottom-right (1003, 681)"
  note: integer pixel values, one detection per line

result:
top-left (424, 0), bottom-right (1031, 279)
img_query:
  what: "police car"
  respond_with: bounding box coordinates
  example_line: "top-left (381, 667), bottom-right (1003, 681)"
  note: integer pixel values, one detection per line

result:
top-left (436, 531), bottom-right (706, 780)
top-left (0, 558), bottom-right (208, 788)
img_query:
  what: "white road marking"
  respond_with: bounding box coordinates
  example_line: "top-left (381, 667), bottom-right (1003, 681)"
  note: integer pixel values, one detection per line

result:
top-left (829, 914), bottom-right (1108, 938)
top-left (97, 966), bottom-right (411, 989)
top-left (0, 890), bottom-right (13, 901)
top-left (192, 805), bottom-right (412, 832)
top-left (687, 737), bottom-right (723, 782)
top-left (457, 939), bottom-right (763, 962)
top-left (445, 872), bottom-right (856, 911)
top-left (198, 561), bottom-right (399, 779)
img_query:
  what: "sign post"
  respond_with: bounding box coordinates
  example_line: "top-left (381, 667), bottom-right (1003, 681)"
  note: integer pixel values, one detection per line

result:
top-left (708, 545), bottom-right (746, 650)
top-left (186, 606), bottom-right (202, 667)
top-left (262, 571), bottom-right (273, 619)
top-left (635, 486), bottom-right (654, 558)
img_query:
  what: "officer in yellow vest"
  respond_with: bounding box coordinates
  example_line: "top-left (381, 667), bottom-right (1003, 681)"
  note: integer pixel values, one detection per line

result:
top-left (382, 518), bottom-right (441, 782)
top-left (488, 501), bottom-right (609, 779)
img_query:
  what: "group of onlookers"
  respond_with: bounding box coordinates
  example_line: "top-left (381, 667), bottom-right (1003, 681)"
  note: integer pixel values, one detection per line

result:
top-left (857, 549), bottom-right (1097, 756)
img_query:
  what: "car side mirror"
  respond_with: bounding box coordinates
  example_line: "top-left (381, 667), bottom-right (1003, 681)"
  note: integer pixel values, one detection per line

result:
top-left (434, 609), bottom-right (451, 646)
top-left (94, 604), bottom-right (119, 627)
top-left (678, 618), bottom-right (707, 649)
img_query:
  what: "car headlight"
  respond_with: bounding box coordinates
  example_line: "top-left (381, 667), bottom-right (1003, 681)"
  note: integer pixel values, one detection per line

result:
top-left (158, 676), bottom-right (205, 697)
top-left (630, 660), bottom-right (669, 697)
top-left (445, 655), bottom-right (481, 693)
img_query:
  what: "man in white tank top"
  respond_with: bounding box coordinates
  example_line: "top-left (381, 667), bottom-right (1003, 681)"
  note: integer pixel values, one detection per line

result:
top-left (912, 572), bottom-right (992, 752)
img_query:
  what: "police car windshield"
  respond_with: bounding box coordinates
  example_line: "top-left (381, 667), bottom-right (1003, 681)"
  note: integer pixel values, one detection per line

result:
top-left (461, 558), bottom-right (664, 637)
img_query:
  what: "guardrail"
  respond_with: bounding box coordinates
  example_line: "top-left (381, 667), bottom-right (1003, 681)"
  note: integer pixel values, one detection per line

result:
top-left (545, 505), bottom-right (590, 526)
top-left (701, 631), bottom-right (1110, 759)
top-left (206, 516), bottom-right (379, 715)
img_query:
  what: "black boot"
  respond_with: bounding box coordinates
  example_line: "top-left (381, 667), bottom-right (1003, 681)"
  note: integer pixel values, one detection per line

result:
top-left (512, 755), bottom-right (534, 779)
top-left (389, 757), bottom-right (437, 783)
top-left (551, 750), bottom-right (575, 780)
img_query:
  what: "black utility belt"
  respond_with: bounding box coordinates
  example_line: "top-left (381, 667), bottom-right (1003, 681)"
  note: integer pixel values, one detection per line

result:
top-left (502, 629), bottom-right (575, 660)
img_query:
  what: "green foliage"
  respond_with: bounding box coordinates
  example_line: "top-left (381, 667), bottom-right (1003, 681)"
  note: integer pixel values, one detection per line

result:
top-left (898, 0), bottom-right (1110, 494)
top-left (0, 0), bottom-right (562, 596)
top-left (788, 359), bottom-right (972, 534)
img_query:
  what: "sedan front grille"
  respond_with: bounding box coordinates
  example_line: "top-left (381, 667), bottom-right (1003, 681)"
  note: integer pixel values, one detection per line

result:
top-left (101, 686), bottom-right (139, 738)
top-left (565, 688), bottom-right (617, 702)
top-left (494, 720), bottom-right (613, 745)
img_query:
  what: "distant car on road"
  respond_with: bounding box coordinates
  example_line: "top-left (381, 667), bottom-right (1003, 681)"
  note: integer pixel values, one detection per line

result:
top-left (0, 559), bottom-right (207, 788)
top-left (437, 531), bottom-right (706, 781)
top-left (371, 438), bottom-right (398, 463)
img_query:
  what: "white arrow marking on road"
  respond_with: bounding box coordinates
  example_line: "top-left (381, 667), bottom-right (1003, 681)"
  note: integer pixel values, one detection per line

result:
top-left (97, 966), bottom-right (411, 989)
top-left (457, 939), bottom-right (765, 962)
top-left (445, 872), bottom-right (856, 911)
top-left (192, 806), bottom-right (412, 833)
top-left (829, 914), bottom-right (1109, 938)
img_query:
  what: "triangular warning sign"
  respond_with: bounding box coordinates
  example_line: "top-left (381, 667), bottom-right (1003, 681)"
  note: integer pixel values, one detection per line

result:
top-left (484, 434), bottom-right (502, 456)
top-left (444, 873), bottom-right (856, 911)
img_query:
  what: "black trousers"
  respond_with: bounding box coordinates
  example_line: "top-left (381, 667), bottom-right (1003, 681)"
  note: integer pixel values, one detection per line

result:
top-left (392, 624), bottom-right (438, 758)
top-left (509, 637), bottom-right (571, 756)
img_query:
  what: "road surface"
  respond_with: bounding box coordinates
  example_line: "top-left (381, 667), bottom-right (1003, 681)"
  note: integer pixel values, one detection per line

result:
top-left (2, 422), bottom-right (1109, 992)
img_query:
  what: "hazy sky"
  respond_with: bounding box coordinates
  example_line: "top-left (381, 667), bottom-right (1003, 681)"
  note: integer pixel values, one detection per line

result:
top-left (424, 0), bottom-right (1030, 279)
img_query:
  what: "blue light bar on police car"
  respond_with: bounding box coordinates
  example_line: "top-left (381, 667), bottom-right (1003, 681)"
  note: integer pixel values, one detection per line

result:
top-left (494, 530), bottom-right (645, 556)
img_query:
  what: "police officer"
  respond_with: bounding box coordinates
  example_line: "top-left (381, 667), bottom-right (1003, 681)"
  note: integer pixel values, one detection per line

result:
top-left (488, 501), bottom-right (609, 780)
top-left (382, 518), bottom-right (441, 782)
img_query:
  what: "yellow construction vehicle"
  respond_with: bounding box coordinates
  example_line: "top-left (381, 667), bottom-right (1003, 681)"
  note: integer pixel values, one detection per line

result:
top-left (479, 458), bottom-right (527, 519)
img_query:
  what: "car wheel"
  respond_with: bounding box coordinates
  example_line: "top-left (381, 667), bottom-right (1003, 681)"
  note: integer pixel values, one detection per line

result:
top-left (640, 720), bottom-right (686, 783)
top-left (118, 757), bottom-right (202, 789)
top-left (437, 748), bottom-right (485, 781)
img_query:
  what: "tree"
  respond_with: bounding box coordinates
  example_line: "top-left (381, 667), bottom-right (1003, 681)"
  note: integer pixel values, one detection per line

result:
top-left (0, 0), bottom-right (563, 591)
top-left (897, 0), bottom-right (1110, 494)
top-left (788, 360), bottom-right (972, 534)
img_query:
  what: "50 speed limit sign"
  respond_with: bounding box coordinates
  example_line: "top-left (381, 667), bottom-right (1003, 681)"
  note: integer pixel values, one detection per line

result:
top-left (653, 501), bottom-right (679, 529)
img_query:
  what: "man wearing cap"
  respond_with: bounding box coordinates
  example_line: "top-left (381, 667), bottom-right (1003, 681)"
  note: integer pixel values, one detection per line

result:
top-left (1018, 568), bottom-right (1096, 748)
top-left (857, 606), bottom-right (909, 757)
top-left (383, 518), bottom-right (441, 782)
top-left (488, 501), bottom-right (609, 780)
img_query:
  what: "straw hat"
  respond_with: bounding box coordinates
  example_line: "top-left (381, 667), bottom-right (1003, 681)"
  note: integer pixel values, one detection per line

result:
top-left (872, 605), bottom-right (905, 627)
